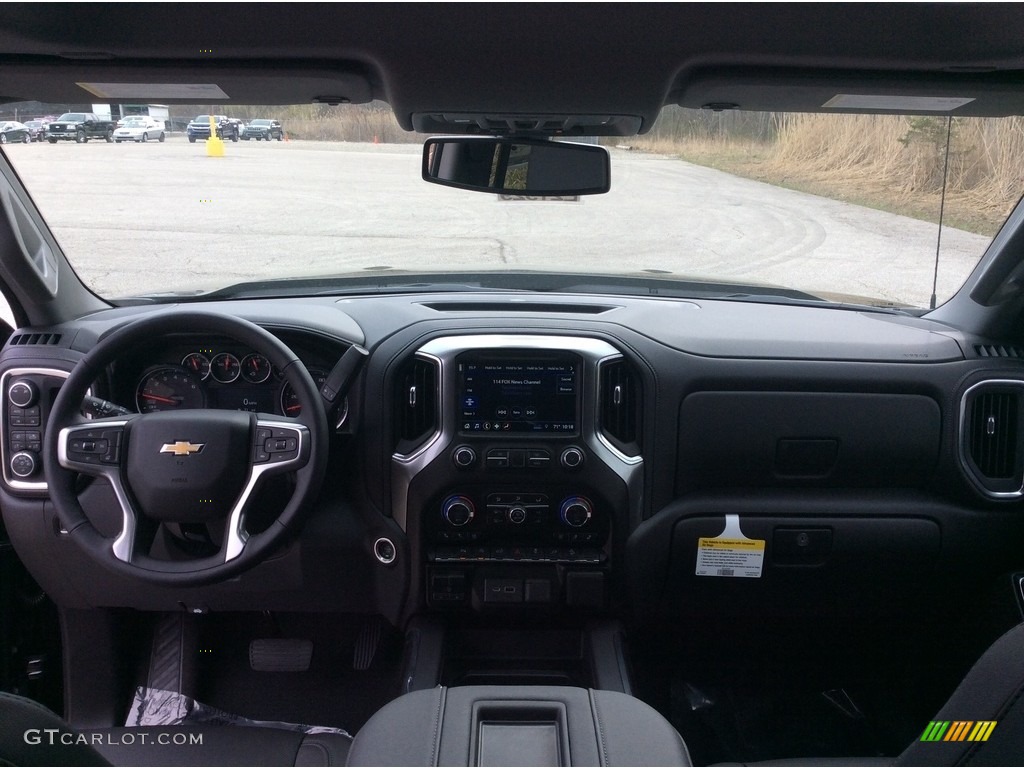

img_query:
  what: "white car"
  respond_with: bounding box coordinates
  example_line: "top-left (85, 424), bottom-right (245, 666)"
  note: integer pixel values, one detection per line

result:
top-left (112, 116), bottom-right (165, 143)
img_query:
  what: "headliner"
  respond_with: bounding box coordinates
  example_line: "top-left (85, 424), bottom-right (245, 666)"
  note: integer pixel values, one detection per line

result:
top-left (0, 3), bottom-right (1022, 134)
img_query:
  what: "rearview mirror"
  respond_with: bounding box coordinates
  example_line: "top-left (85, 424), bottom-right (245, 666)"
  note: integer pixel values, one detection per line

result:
top-left (422, 137), bottom-right (610, 196)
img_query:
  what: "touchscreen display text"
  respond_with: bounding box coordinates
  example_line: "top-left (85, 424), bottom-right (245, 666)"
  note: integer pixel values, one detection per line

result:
top-left (459, 359), bottom-right (577, 434)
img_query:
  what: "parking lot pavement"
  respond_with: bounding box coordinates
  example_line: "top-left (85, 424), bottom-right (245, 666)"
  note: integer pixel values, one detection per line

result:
top-left (3, 139), bottom-right (989, 307)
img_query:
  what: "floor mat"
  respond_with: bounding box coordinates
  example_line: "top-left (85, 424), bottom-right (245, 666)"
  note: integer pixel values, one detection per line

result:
top-left (193, 613), bottom-right (402, 734)
top-left (126, 686), bottom-right (351, 737)
top-left (670, 679), bottom-right (888, 764)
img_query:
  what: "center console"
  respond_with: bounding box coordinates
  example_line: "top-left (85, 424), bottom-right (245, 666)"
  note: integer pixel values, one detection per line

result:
top-left (347, 684), bottom-right (691, 766)
top-left (391, 335), bottom-right (643, 614)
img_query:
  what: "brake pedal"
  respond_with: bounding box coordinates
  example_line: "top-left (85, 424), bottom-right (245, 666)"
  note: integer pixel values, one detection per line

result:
top-left (249, 638), bottom-right (313, 672)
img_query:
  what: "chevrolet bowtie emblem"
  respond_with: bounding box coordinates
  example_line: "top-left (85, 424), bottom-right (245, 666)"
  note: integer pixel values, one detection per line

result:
top-left (160, 441), bottom-right (205, 456)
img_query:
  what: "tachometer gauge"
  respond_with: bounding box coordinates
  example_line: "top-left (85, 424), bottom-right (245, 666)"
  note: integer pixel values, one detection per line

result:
top-left (240, 353), bottom-right (273, 384)
top-left (136, 367), bottom-right (205, 413)
top-left (181, 352), bottom-right (211, 380)
top-left (210, 352), bottom-right (241, 383)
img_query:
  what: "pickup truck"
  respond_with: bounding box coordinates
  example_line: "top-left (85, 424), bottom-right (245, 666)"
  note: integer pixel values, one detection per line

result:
top-left (186, 114), bottom-right (242, 142)
top-left (45, 113), bottom-right (115, 143)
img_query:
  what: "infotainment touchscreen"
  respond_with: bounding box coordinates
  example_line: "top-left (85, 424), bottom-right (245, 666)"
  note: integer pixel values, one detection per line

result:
top-left (458, 357), bottom-right (578, 434)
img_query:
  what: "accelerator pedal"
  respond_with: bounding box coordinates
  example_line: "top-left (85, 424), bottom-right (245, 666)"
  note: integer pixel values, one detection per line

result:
top-left (353, 617), bottom-right (383, 671)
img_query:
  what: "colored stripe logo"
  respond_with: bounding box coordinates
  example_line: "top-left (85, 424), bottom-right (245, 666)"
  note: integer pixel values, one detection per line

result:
top-left (920, 721), bottom-right (996, 742)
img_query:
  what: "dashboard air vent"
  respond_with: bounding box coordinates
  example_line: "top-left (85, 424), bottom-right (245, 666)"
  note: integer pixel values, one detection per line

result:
top-left (961, 382), bottom-right (1024, 497)
top-left (9, 332), bottom-right (61, 347)
top-left (975, 344), bottom-right (1024, 359)
top-left (395, 355), bottom-right (439, 453)
top-left (598, 358), bottom-right (641, 457)
top-left (969, 392), bottom-right (1018, 478)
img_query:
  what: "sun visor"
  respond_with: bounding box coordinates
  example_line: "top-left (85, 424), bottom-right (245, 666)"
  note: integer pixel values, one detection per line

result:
top-left (0, 62), bottom-right (375, 105)
top-left (675, 68), bottom-right (1024, 117)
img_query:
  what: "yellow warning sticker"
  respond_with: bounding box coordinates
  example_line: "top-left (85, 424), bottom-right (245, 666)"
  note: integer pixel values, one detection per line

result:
top-left (696, 526), bottom-right (765, 578)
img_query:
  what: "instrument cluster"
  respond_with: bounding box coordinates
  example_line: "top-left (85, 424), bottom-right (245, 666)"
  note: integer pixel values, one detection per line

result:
top-left (129, 344), bottom-right (329, 418)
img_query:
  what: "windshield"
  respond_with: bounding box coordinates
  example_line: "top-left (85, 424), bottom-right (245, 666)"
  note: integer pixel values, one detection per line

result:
top-left (4, 104), bottom-right (1021, 309)
top-left (251, 120), bottom-right (271, 126)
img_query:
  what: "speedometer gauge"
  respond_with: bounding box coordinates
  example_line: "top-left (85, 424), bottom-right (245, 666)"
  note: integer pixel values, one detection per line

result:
top-left (136, 367), bottom-right (205, 413)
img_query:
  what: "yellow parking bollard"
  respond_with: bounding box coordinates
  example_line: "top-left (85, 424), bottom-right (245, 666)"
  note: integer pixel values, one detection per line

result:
top-left (206, 113), bottom-right (225, 157)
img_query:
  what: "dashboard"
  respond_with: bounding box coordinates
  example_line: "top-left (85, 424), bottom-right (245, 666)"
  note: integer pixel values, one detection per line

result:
top-left (1, 293), bottom-right (1023, 627)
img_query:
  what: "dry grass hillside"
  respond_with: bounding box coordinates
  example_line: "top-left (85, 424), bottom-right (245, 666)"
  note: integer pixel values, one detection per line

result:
top-left (630, 107), bottom-right (1024, 236)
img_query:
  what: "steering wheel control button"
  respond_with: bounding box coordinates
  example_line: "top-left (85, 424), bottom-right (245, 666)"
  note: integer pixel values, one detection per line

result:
top-left (373, 537), bottom-right (397, 565)
top-left (560, 446), bottom-right (585, 469)
top-left (266, 436), bottom-right (298, 453)
top-left (560, 496), bottom-right (593, 527)
top-left (65, 426), bottom-right (123, 466)
top-left (442, 495), bottom-right (475, 527)
top-left (264, 426), bottom-right (302, 463)
top-left (10, 451), bottom-right (38, 478)
top-left (452, 445), bottom-right (477, 468)
top-left (100, 430), bottom-right (123, 464)
top-left (253, 427), bottom-right (273, 462)
top-left (8, 379), bottom-right (38, 408)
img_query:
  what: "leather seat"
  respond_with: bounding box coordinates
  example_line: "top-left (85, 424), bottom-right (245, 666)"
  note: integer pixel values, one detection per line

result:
top-left (0, 691), bottom-right (351, 766)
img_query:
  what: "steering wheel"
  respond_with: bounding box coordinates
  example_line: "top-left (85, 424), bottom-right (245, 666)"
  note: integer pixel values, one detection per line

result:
top-left (42, 311), bottom-right (329, 586)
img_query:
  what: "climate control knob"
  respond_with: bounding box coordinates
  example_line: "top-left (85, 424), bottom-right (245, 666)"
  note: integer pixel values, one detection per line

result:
top-left (10, 450), bottom-right (38, 478)
top-left (452, 445), bottom-right (477, 469)
top-left (8, 379), bottom-right (37, 408)
top-left (442, 495), bottom-right (475, 527)
top-left (560, 496), bottom-right (592, 528)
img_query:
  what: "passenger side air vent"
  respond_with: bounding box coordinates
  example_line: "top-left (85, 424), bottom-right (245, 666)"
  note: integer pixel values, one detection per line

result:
top-left (598, 358), bottom-right (642, 457)
top-left (394, 355), bottom-right (439, 454)
top-left (9, 332), bottom-right (61, 347)
top-left (975, 344), bottom-right (1024, 359)
top-left (961, 382), bottom-right (1024, 497)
